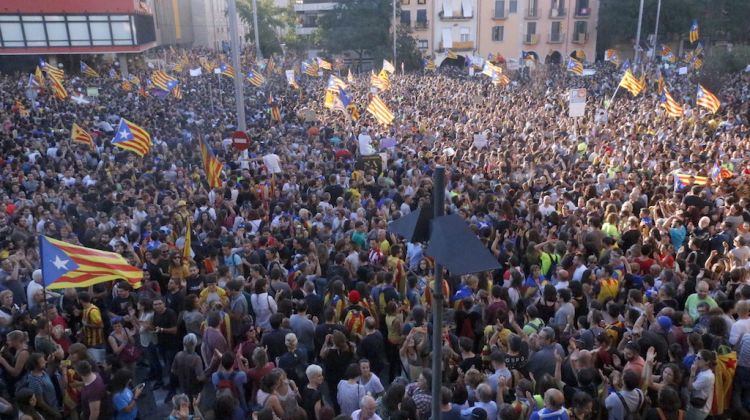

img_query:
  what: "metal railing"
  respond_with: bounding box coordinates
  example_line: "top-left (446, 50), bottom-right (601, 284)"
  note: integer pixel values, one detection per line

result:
top-left (547, 32), bottom-right (565, 43)
top-left (523, 34), bottom-right (539, 44)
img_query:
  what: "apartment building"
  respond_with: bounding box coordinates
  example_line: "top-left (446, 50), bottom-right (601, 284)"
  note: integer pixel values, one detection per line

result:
top-left (476, 0), bottom-right (597, 67)
top-left (399, 0), bottom-right (434, 55)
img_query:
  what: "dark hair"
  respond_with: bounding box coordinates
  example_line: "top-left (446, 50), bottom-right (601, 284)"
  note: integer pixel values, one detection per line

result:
top-left (440, 386), bottom-right (453, 405)
top-left (110, 368), bottom-right (133, 393)
top-left (343, 363), bottom-right (361, 380)
top-left (658, 386), bottom-right (682, 412)
top-left (221, 353), bottom-right (235, 370)
top-left (270, 312), bottom-right (284, 329)
top-left (623, 369), bottom-right (639, 390)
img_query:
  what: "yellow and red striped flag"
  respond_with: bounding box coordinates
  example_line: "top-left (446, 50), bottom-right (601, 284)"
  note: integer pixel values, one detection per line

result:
top-left (35, 66), bottom-right (45, 86)
top-left (696, 85), bottom-right (720, 113)
top-left (15, 100), bottom-right (29, 117)
top-left (121, 79), bottom-right (134, 91)
top-left (619, 69), bottom-right (644, 96)
top-left (183, 220), bottom-right (192, 261)
top-left (247, 70), bottom-right (266, 87)
top-left (40, 59), bottom-right (64, 79)
top-left (366, 95), bottom-right (394, 126)
top-left (660, 89), bottom-right (683, 118)
top-left (112, 118), bottom-right (152, 157)
top-left (220, 63), bottom-right (235, 79)
top-left (172, 84), bottom-right (183, 99)
top-left (49, 75), bottom-right (68, 100)
top-left (347, 68), bottom-right (354, 83)
top-left (199, 137), bottom-right (223, 189)
top-left (71, 123), bottom-right (95, 149)
top-left (317, 57), bottom-right (332, 70)
top-left (371, 71), bottom-right (391, 91)
top-left (80, 62), bottom-right (100, 78)
top-left (40, 236), bottom-right (142, 289)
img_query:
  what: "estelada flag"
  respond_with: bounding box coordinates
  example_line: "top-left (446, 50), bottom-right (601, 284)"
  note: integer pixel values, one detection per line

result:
top-left (71, 123), bottom-right (95, 149)
top-left (40, 235), bottom-right (142, 289)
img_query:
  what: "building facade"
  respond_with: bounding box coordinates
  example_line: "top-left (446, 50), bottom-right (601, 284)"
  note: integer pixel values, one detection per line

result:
top-left (395, 0), bottom-right (598, 67)
top-left (475, 0), bottom-right (598, 67)
top-left (0, 0), bottom-right (157, 55)
top-left (399, 0), bottom-right (435, 56)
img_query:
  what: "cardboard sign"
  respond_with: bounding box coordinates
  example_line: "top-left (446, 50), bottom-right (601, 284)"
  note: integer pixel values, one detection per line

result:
top-left (569, 88), bottom-right (586, 118)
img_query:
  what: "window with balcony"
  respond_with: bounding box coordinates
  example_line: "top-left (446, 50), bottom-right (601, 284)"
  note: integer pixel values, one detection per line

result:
top-left (492, 26), bottom-right (504, 41)
top-left (415, 9), bottom-right (428, 28)
top-left (418, 39), bottom-right (428, 49)
top-left (509, 0), bottom-right (518, 13)
top-left (573, 20), bottom-right (587, 42)
top-left (549, 21), bottom-right (562, 42)
top-left (575, 0), bottom-right (590, 16)
top-left (418, 0), bottom-right (426, 4)
top-left (401, 11), bottom-right (411, 24)
top-left (527, 0), bottom-right (538, 17)
top-left (401, 0), bottom-right (410, 5)
top-left (494, 0), bottom-right (505, 18)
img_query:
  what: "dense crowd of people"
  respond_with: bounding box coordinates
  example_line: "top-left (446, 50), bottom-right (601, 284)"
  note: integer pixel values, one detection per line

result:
top-left (0, 46), bottom-right (750, 420)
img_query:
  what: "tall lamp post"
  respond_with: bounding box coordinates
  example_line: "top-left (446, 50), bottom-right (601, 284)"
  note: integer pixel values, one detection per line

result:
top-left (634, 0), bottom-right (645, 65)
top-left (651, 0), bottom-right (662, 61)
top-left (227, 0), bottom-right (247, 132)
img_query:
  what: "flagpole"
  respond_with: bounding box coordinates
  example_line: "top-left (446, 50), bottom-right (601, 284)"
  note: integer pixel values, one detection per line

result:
top-left (634, 0), bottom-right (645, 65)
top-left (38, 235), bottom-right (49, 313)
top-left (651, 0), bottom-right (662, 61)
top-left (392, 0), bottom-right (397, 66)
top-left (607, 85), bottom-right (621, 109)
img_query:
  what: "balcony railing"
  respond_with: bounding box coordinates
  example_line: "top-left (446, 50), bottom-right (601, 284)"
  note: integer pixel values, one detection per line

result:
top-left (492, 8), bottom-right (506, 19)
top-left (549, 7), bottom-right (566, 18)
top-left (439, 41), bottom-right (474, 51)
top-left (571, 31), bottom-right (588, 43)
top-left (525, 7), bottom-right (539, 19)
top-left (438, 10), bottom-right (473, 20)
top-left (414, 20), bottom-right (429, 30)
top-left (523, 34), bottom-right (539, 44)
top-left (547, 32), bottom-right (565, 43)
top-left (574, 7), bottom-right (591, 18)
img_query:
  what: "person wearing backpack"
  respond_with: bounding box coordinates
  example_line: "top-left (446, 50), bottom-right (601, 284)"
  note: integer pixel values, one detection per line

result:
top-left (211, 352), bottom-right (248, 414)
top-left (604, 369), bottom-right (645, 420)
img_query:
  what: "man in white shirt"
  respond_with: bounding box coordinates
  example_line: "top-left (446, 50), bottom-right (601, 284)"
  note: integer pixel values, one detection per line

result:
top-left (351, 396), bottom-right (381, 420)
top-left (730, 300), bottom-right (750, 346)
top-left (27, 270), bottom-right (59, 312)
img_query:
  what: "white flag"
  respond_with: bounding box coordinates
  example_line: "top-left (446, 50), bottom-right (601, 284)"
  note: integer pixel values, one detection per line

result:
top-left (383, 59), bottom-right (395, 74)
top-left (189, 67), bottom-right (203, 77)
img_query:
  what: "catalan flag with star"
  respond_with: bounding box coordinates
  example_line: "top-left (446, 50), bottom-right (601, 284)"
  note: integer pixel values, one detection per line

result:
top-left (220, 62), bottom-right (235, 79)
top-left (199, 136), bottom-right (223, 189)
top-left (112, 118), bottom-right (152, 157)
top-left (247, 70), bottom-right (266, 87)
top-left (660, 89), bottom-right (683, 118)
top-left (71, 123), bottom-right (95, 149)
top-left (696, 85), bottom-right (720, 114)
top-left (689, 19), bottom-right (700, 43)
top-left (268, 93), bottom-right (281, 123)
top-left (151, 70), bottom-right (178, 92)
top-left (40, 235), bottom-right (142, 289)
top-left (302, 61), bottom-right (319, 77)
top-left (40, 59), bottom-right (64, 79)
top-left (567, 57), bottom-right (584, 75)
top-left (80, 61), bottom-right (100, 78)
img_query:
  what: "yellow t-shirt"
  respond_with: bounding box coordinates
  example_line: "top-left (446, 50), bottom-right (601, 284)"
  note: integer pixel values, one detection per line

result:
top-left (598, 278), bottom-right (619, 303)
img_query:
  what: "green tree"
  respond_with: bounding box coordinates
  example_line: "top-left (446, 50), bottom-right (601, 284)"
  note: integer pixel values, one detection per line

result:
top-left (395, 25), bottom-right (424, 71)
top-left (317, 0), bottom-right (392, 70)
top-left (236, 0), bottom-right (287, 57)
top-left (597, 0), bottom-right (750, 56)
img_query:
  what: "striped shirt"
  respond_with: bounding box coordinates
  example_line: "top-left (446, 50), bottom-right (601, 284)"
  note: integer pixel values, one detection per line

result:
top-left (83, 305), bottom-right (105, 347)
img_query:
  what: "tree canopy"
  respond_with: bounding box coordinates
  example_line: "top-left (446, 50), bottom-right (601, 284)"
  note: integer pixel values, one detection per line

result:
top-left (597, 0), bottom-right (750, 52)
top-left (317, 0), bottom-right (392, 68)
top-left (237, 0), bottom-right (288, 57)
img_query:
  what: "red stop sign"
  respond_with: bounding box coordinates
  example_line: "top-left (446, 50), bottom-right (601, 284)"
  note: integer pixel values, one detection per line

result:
top-left (231, 131), bottom-right (250, 151)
